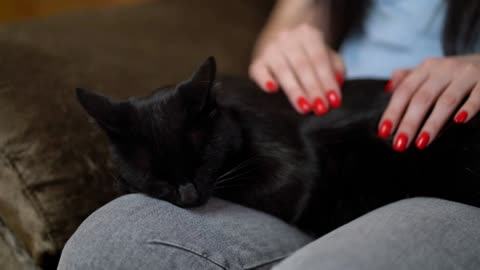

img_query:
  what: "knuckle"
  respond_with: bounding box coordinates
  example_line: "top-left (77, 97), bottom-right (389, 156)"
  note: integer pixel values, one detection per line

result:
top-left (298, 23), bottom-right (312, 33)
top-left (312, 56), bottom-right (328, 71)
top-left (422, 118), bottom-right (441, 133)
top-left (421, 57), bottom-right (439, 68)
top-left (385, 106), bottom-right (402, 122)
top-left (427, 119), bottom-right (441, 133)
top-left (463, 63), bottom-right (477, 75)
top-left (467, 99), bottom-right (480, 110)
top-left (304, 81), bottom-right (320, 93)
top-left (412, 90), bottom-right (433, 106)
top-left (309, 28), bottom-right (325, 42)
top-left (315, 29), bottom-right (325, 40)
top-left (441, 58), bottom-right (457, 68)
top-left (315, 64), bottom-right (333, 79)
top-left (311, 52), bottom-right (328, 66)
top-left (277, 30), bottom-right (291, 41)
top-left (392, 69), bottom-right (405, 77)
top-left (274, 63), bottom-right (289, 76)
top-left (395, 82), bottom-right (414, 98)
top-left (398, 120), bottom-right (415, 134)
top-left (290, 55), bottom-right (308, 69)
top-left (248, 61), bottom-right (262, 77)
top-left (438, 93), bottom-right (458, 108)
top-left (285, 85), bottom-right (302, 97)
top-left (298, 73), bottom-right (317, 89)
top-left (260, 43), bottom-right (277, 58)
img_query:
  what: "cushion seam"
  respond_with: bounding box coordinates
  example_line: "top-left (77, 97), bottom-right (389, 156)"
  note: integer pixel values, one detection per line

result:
top-left (243, 254), bottom-right (288, 270)
top-left (0, 149), bottom-right (57, 247)
top-left (146, 239), bottom-right (228, 270)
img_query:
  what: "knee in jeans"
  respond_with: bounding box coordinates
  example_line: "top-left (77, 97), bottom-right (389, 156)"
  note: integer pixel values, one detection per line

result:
top-left (58, 194), bottom-right (227, 269)
top-left (368, 197), bottom-right (478, 228)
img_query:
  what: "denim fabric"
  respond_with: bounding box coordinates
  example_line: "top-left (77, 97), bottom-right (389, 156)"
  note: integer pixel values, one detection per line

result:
top-left (274, 198), bottom-right (480, 270)
top-left (58, 196), bottom-right (480, 270)
top-left (58, 194), bottom-right (312, 270)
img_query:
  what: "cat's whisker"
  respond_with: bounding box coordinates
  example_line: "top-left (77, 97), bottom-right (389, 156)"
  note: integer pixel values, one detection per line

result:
top-left (214, 168), bottom-right (259, 188)
top-left (215, 157), bottom-right (255, 181)
top-left (215, 174), bottom-right (247, 185)
top-left (208, 137), bottom-right (223, 143)
top-left (214, 176), bottom-right (239, 185)
top-left (465, 167), bottom-right (480, 177)
top-left (213, 183), bottom-right (247, 191)
top-left (217, 169), bottom-right (256, 184)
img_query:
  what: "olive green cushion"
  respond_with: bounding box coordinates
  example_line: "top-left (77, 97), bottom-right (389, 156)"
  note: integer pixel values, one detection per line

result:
top-left (0, 1), bottom-right (272, 268)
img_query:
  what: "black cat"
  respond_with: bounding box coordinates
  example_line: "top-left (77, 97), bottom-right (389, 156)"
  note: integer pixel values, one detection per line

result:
top-left (76, 57), bottom-right (480, 235)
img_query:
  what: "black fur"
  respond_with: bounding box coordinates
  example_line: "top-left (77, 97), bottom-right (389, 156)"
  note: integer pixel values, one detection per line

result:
top-left (77, 57), bottom-right (480, 236)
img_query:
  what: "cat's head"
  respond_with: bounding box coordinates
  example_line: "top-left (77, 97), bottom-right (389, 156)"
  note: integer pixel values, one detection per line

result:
top-left (76, 57), bottom-right (221, 207)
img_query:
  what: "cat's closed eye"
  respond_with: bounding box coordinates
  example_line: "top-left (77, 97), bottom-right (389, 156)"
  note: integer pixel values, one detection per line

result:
top-left (127, 146), bottom-right (153, 171)
top-left (189, 130), bottom-right (207, 151)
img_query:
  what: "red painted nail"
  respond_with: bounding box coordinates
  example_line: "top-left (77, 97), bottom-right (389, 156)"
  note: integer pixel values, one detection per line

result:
top-left (378, 120), bottom-right (393, 138)
top-left (393, 133), bottom-right (409, 152)
top-left (265, 80), bottom-right (278, 92)
top-left (415, 132), bottom-right (430, 150)
top-left (297, 97), bottom-right (311, 114)
top-left (312, 97), bottom-right (328, 115)
top-left (454, 110), bottom-right (468, 124)
top-left (326, 90), bottom-right (341, 108)
top-left (336, 72), bottom-right (344, 86)
top-left (385, 80), bottom-right (393, 92)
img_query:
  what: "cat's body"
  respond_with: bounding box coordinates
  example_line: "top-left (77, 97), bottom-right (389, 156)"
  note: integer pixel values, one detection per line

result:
top-left (77, 57), bottom-right (480, 236)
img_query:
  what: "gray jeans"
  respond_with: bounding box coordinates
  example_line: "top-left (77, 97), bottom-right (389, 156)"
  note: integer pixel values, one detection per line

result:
top-left (58, 195), bottom-right (480, 270)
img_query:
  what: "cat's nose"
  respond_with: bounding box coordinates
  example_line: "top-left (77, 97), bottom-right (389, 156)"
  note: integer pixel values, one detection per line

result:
top-left (178, 183), bottom-right (200, 207)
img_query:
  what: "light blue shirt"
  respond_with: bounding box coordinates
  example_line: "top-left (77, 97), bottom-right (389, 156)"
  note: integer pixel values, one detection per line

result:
top-left (339, 0), bottom-right (447, 79)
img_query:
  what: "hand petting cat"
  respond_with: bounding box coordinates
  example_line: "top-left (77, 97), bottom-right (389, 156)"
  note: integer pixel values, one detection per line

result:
top-left (249, 23), bottom-right (480, 153)
top-left (249, 23), bottom-right (345, 115)
top-left (379, 55), bottom-right (480, 152)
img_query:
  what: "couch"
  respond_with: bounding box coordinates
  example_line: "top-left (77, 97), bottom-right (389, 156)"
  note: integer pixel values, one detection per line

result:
top-left (0, 1), bottom-right (273, 269)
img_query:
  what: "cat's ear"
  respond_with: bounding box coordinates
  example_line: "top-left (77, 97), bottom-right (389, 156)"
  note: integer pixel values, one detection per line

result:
top-left (189, 56), bottom-right (216, 88)
top-left (76, 88), bottom-right (129, 134)
top-left (177, 56), bottom-right (217, 116)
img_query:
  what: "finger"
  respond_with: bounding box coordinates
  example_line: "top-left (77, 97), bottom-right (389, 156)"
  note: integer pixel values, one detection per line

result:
top-left (301, 29), bottom-right (342, 109)
top-left (265, 44), bottom-right (312, 114)
top-left (249, 60), bottom-right (279, 93)
top-left (330, 51), bottom-right (346, 86)
top-left (378, 64), bottom-right (430, 142)
top-left (280, 35), bottom-right (329, 115)
top-left (453, 82), bottom-right (480, 124)
top-left (416, 73), bottom-right (476, 150)
top-left (386, 69), bottom-right (411, 92)
top-left (394, 74), bottom-right (450, 151)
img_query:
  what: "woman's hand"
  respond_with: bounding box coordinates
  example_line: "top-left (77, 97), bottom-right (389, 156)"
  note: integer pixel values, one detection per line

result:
top-left (378, 55), bottom-right (480, 152)
top-left (249, 23), bottom-right (345, 115)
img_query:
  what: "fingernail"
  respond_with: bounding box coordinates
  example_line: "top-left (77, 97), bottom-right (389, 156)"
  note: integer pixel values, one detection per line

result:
top-left (335, 72), bottom-right (344, 86)
top-left (454, 110), bottom-right (468, 124)
top-left (312, 97), bottom-right (328, 115)
top-left (378, 120), bottom-right (393, 138)
top-left (265, 80), bottom-right (278, 92)
top-left (385, 80), bottom-right (393, 92)
top-left (326, 90), bottom-right (341, 108)
top-left (297, 97), bottom-right (311, 114)
top-left (415, 132), bottom-right (430, 150)
top-left (393, 133), bottom-right (409, 152)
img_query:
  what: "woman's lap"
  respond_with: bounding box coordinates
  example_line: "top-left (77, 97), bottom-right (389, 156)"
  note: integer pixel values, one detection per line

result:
top-left (57, 194), bottom-right (312, 270)
top-left (275, 197), bottom-right (480, 270)
top-left (58, 195), bottom-right (480, 270)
